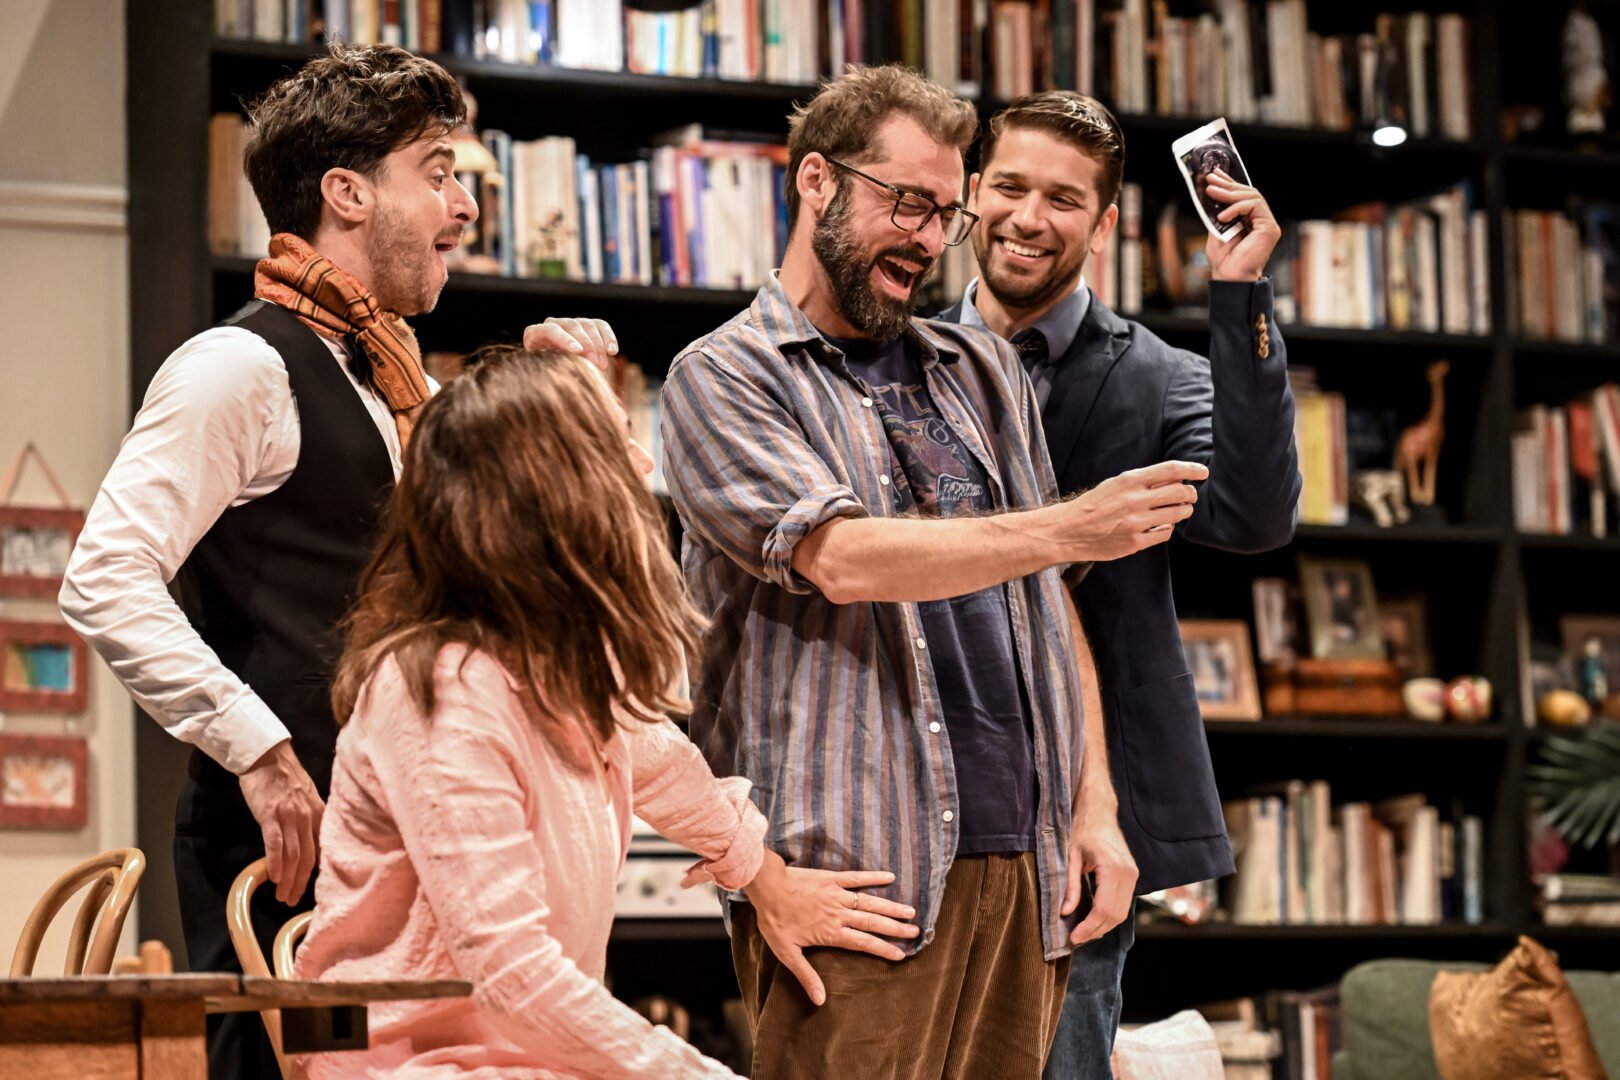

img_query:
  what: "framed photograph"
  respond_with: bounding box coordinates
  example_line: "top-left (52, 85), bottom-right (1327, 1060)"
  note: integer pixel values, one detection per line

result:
top-left (1299, 556), bottom-right (1384, 661)
top-left (0, 506), bottom-right (82, 599)
top-left (1252, 577), bottom-right (1304, 665)
top-left (1180, 619), bottom-right (1263, 720)
top-left (1560, 615), bottom-right (1620, 693)
top-left (1379, 594), bottom-right (1435, 678)
top-left (0, 733), bottom-right (88, 828)
top-left (1170, 117), bottom-right (1253, 241)
top-left (0, 621), bottom-right (90, 713)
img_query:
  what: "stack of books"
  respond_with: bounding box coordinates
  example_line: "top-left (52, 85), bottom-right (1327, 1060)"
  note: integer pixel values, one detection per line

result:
top-left (1513, 385), bottom-right (1620, 537)
top-left (1539, 873), bottom-right (1620, 927)
top-left (1287, 368), bottom-right (1348, 528)
top-left (1223, 782), bottom-right (1485, 926)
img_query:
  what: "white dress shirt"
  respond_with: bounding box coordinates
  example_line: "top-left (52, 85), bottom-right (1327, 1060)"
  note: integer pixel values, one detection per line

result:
top-left (60, 324), bottom-right (431, 775)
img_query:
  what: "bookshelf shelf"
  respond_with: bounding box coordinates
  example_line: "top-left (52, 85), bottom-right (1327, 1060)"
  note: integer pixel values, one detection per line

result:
top-left (1509, 338), bottom-right (1620, 360)
top-left (1205, 719), bottom-right (1511, 739)
top-left (1516, 532), bottom-right (1620, 552)
top-left (1292, 523), bottom-right (1503, 544)
top-left (1135, 921), bottom-right (1514, 941)
top-left (211, 255), bottom-right (758, 310)
top-left (210, 37), bottom-right (816, 104)
top-left (1135, 313), bottom-right (1495, 351)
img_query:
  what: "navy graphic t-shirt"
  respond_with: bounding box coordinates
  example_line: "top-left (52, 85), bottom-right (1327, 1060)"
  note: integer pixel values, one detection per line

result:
top-left (833, 334), bottom-right (1037, 855)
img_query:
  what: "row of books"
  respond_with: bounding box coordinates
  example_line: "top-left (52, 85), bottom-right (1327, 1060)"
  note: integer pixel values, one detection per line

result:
top-left (1265, 986), bottom-right (1339, 1080)
top-left (1503, 206), bottom-right (1620, 345)
top-left (1093, 1), bottom-right (1471, 138)
top-left (208, 114), bottom-right (791, 292)
top-left (1223, 782), bottom-right (1485, 926)
top-left (216, 0), bottom-right (1475, 141)
top-left (1513, 386), bottom-right (1620, 538)
top-left (1270, 185), bottom-right (1490, 336)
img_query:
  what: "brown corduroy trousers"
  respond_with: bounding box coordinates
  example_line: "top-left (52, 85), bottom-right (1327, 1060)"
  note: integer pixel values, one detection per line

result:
top-left (731, 852), bottom-right (1071, 1080)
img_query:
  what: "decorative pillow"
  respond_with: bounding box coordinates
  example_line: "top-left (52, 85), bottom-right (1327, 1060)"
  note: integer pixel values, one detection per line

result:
top-left (1430, 936), bottom-right (1608, 1080)
top-left (1111, 1009), bottom-right (1225, 1080)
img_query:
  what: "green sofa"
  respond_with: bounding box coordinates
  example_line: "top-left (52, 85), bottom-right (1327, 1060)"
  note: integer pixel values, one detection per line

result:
top-left (1333, 958), bottom-right (1620, 1080)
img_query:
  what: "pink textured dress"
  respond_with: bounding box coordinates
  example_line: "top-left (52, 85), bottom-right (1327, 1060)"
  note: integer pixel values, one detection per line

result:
top-left (294, 646), bottom-right (765, 1079)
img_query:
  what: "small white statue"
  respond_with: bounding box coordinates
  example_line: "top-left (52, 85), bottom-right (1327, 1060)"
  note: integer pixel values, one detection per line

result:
top-left (1351, 469), bottom-right (1411, 528)
top-left (1565, 6), bottom-right (1609, 135)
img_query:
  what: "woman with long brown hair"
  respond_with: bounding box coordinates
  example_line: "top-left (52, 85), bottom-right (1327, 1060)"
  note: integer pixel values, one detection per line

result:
top-left (294, 345), bottom-right (918, 1079)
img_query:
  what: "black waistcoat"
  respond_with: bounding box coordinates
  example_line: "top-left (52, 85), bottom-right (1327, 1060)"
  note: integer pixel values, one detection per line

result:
top-left (175, 300), bottom-right (394, 798)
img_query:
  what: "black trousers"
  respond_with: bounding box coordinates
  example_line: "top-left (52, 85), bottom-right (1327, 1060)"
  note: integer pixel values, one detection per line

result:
top-left (174, 757), bottom-right (315, 1080)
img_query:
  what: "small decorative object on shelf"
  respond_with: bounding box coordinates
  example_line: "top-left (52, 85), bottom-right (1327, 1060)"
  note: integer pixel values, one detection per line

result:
top-left (1581, 636), bottom-right (1612, 705)
top-left (1393, 360), bottom-right (1449, 509)
top-left (1560, 615), bottom-right (1620, 707)
top-left (1443, 676), bottom-right (1494, 722)
top-left (1294, 658), bottom-right (1403, 716)
top-left (0, 443), bottom-right (84, 600)
top-left (1404, 677), bottom-right (1447, 722)
top-left (1563, 5), bottom-right (1609, 136)
top-left (0, 732), bottom-right (88, 829)
top-left (1350, 469), bottom-right (1410, 528)
top-left (1539, 688), bottom-right (1594, 727)
top-left (1379, 594), bottom-right (1435, 679)
top-left (1179, 620), bottom-right (1263, 721)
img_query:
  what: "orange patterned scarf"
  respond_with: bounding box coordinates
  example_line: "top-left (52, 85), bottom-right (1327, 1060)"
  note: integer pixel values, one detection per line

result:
top-left (254, 233), bottom-right (431, 443)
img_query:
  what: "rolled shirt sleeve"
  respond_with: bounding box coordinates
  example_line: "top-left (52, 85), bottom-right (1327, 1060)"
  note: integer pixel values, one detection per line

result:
top-left (661, 347), bottom-right (866, 595)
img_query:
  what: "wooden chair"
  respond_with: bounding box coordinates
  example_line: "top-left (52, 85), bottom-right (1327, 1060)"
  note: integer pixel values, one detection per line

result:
top-left (229, 858), bottom-right (317, 1080)
top-left (10, 847), bottom-right (145, 976)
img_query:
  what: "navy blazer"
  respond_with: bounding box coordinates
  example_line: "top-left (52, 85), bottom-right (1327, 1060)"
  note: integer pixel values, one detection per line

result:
top-left (937, 280), bottom-right (1300, 892)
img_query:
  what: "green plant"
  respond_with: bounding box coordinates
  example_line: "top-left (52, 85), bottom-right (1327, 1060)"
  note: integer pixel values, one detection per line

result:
top-left (1530, 720), bottom-right (1620, 850)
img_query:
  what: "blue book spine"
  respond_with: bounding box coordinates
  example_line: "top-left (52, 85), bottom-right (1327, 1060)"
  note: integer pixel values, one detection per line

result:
top-left (530, 1), bottom-right (552, 63)
top-left (601, 165), bottom-right (621, 283)
top-left (773, 163), bottom-right (788, 266)
top-left (689, 156), bottom-right (707, 287)
top-left (483, 130), bottom-right (516, 277)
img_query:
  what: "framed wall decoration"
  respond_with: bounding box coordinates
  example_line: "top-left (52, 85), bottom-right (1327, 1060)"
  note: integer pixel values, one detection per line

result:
top-left (0, 620), bottom-right (90, 713)
top-left (1179, 619), bottom-right (1263, 720)
top-left (0, 443), bottom-right (84, 599)
top-left (1299, 555), bottom-right (1385, 661)
top-left (0, 733), bottom-right (89, 829)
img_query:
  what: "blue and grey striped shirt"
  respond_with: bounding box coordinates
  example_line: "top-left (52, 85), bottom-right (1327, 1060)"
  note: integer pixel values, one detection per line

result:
top-left (661, 273), bottom-right (1086, 960)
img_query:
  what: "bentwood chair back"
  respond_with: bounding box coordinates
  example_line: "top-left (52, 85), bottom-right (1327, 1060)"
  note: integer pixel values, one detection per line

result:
top-left (10, 847), bottom-right (146, 976)
top-left (229, 857), bottom-right (316, 1080)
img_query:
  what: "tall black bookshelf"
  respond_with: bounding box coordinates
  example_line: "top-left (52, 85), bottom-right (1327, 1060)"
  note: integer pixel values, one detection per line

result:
top-left (127, 0), bottom-right (1620, 1039)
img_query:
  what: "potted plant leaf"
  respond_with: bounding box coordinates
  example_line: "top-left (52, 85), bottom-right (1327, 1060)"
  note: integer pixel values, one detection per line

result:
top-left (1530, 720), bottom-right (1620, 873)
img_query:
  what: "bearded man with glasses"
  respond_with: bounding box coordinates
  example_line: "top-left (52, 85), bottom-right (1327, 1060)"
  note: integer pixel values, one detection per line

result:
top-left (661, 65), bottom-right (1210, 1078)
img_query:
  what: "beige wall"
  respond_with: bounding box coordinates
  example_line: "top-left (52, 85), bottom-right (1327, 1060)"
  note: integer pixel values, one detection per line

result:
top-left (0, 0), bottom-right (135, 972)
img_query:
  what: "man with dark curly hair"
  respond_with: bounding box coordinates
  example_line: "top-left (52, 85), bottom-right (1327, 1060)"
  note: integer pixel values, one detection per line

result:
top-left (61, 44), bottom-right (614, 1079)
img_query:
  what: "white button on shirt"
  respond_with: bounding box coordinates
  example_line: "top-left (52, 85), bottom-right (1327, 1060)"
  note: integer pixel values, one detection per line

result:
top-left (59, 324), bottom-right (433, 775)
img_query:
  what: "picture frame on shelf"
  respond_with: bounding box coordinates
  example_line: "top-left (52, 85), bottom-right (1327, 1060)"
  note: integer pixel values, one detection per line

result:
top-left (1299, 555), bottom-right (1384, 662)
top-left (1179, 619), bottom-right (1263, 720)
top-left (0, 733), bottom-right (89, 829)
top-left (1379, 594), bottom-right (1436, 678)
top-left (1252, 576), bottom-right (1304, 665)
top-left (0, 620), bottom-right (90, 714)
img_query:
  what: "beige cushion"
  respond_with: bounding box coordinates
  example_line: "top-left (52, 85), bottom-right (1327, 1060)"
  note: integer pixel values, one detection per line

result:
top-left (1111, 1009), bottom-right (1225, 1080)
top-left (1430, 936), bottom-right (1608, 1080)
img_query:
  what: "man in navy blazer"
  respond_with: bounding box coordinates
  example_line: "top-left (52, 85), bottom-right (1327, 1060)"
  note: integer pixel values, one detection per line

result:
top-left (936, 92), bottom-right (1301, 1079)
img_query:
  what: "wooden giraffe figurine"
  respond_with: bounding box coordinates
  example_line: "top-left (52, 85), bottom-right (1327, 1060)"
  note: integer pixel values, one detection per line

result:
top-left (1394, 360), bottom-right (1450, 506)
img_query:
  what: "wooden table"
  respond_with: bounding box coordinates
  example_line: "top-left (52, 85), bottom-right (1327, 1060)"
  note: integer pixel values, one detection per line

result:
top-left (0, 973), bottom-right (471, 1078)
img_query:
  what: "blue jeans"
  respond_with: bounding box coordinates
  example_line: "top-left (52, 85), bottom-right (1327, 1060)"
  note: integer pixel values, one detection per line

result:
top-left (1041, 900), bottom-right (1136, 1080)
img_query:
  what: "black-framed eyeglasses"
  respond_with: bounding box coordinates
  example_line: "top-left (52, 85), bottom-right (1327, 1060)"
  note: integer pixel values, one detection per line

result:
top-left (825, 158), bottom-right (979, 246)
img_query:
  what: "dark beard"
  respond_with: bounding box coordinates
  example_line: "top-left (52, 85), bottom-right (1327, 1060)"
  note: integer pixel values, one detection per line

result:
top-left (811, 185), bottom-right (935, 341)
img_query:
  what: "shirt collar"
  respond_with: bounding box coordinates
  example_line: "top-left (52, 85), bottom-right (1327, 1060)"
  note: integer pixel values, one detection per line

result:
top-left (753, 269), bottom-right (961, 368)
top-left (960, 275), bottom-right (1091, 361)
